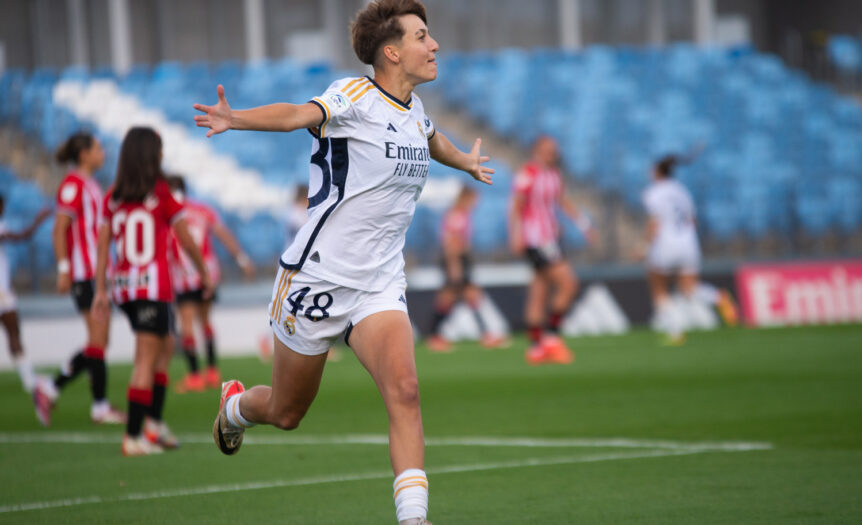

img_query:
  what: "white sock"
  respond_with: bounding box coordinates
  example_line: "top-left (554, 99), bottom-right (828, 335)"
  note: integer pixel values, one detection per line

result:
top-left (225, 394), bottom-right (255, 428)
top-left (393, 468), bottom-right (428, 522)
top-left (658, 301), bottom-right (683, 338)
top-left (13, 356), bottom-right (35, 393)
top-left (91, 399), bottom-right (110, 415)
top-left (695, 283), bottom-right (720, 305)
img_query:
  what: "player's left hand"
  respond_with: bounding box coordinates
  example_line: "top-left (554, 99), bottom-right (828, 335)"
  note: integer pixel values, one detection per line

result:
top-left (201, 273), bottom-right (215, 301)
top-left (467, 138), bottom-right (494, 185)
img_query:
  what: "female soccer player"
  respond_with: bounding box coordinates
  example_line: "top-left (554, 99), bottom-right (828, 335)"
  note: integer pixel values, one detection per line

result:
top-left (92, 127), bottom-right (212, 456)
top-left (509, 135), bottom-right (596, 365)
top-left (166, 175), bottom-right (255, 392)
top-left (642, 155), bottom-right (737, 345)
top-left (426, 185), bottom-right (505, 352)
top-left (0, 198), bottom-right (50, 392)
top-left (195, 1), bottom-right (491, 522)
top-left (33, 133), bottom-right (125, 426)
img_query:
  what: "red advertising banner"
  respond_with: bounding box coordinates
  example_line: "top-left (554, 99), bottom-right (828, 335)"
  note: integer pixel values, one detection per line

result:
top-left (736, 260), bottom-right (862, 326)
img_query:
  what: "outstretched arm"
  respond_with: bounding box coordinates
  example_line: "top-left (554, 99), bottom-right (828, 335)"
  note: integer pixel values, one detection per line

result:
top-left (0, 207), bottom-right (51, 242)
top-left (429, 132), bottom-right (494, 185)
top-left (560, 192), bottom-right (597, 245)
top-left (211, 222), bottom-right (255, 278)
top-left (193, 85), bottom-right (325, 136)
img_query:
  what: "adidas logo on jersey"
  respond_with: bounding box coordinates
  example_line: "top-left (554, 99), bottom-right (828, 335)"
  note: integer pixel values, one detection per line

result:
top-left (386, 123), bottom-right (398, 132)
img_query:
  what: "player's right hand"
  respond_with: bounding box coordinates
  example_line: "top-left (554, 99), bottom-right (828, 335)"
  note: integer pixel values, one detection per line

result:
top-left (193, 85), bottom-right (232, 138)
top-left (92, 290), bottom-right (110, 323)
top-left (509, 237), bottom-right (525, 255)
top-left (56, 272), bottom-right (71, 294)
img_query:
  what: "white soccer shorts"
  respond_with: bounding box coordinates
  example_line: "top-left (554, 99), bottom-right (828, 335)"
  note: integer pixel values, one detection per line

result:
top-left (647, 237), bottom-right (701, 276)
top-left (268, 267), bottom-right (408, 356)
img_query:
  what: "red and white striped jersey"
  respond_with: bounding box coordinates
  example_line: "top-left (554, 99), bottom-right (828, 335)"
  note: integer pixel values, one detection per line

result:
top-left (103, 179), bottom-right (184, 304)
top-left (169, 199), bottom-right (222, 293)
top-left (512, 162), bottom-right (562, 247)
top-left (55, 172), bottom-right (103, 281)
top-left (441, 207), bottom-right (472, 250)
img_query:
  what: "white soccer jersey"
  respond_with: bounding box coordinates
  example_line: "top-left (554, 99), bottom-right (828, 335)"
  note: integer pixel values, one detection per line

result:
top-left (642, 179), bottom-right (701, 273)
top-left (280, 76), bottom-right (436, 292)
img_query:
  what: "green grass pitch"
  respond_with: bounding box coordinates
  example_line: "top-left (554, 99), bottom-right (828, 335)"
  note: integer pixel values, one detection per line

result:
top-left (1, 324), bottom-right (861, 524)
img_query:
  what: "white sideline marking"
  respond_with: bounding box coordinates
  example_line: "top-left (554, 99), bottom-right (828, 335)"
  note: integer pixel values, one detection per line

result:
top-left (0, 447), bottom-right (753, 514)
top-left (0, 432), bottom-right (773, 452)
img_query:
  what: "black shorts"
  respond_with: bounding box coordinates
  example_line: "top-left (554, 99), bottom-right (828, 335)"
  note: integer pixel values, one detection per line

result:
top-left (440, 254), bottom-right (473, 287)
top-left (175, 288), bottom-right (217, 305)
top-left (71, 280), bottom-right (95, 312)
top-left (525, 241), bottom-right (564, 271)
top-left (119, 300), bottom-right (175, 337)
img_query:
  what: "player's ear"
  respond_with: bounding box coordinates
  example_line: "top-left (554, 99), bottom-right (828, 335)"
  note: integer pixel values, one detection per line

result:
top-left (382, 43), bottom-right (400, 64)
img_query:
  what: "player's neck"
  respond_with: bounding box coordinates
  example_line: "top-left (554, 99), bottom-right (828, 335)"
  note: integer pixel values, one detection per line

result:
top-left (75, 165), bottom-right (93, 177)
top-left (370, 70), bottom-right (413, 106)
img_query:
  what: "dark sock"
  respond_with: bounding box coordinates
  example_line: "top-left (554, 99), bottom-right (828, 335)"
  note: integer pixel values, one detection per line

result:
top-left (182, 335), bottom-right (199, 373)
top-left (126, 387), bottom-right (152, 437)
top-left (204, 324), bottom-right (216, 367)
top-left (430, 308), bottom-right (450, 336)
top-left (547, 311), bottom-right (564, 334)
top-left (54, 350), bottom-right (88, 390)
top-left (528, 325), bottom-right (543, 344)
top-left (84, 347), bottom-right (107, 401)
top-left (149, 372), bottom-right (168, 421)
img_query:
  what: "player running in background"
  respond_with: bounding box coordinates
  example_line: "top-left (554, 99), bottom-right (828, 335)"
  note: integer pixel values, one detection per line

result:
top-left (33, 132), bottom-right (125, 426)
top-left (92, 127), bottom-right (212, 456)
top-left (426, 185), bottom-right (505, 352)
top-left (0, 198), bottom-right (50, 392)
top-left (194, 1), bottom-right (493, 522)
top-left (166, 175), bottom-right (255, 393)
top-left (642, 155), bottom-right (737, 345)
top-left (509, 135), bottom-right (597, 365)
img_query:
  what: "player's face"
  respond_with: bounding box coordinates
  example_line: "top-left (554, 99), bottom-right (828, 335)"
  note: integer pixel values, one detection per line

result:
top-left (397, 14), bottom-right (439, 85)
top-left (83, 139), bottom-right (106, 171)
top-left (534, 137), bottom-right (559, 167)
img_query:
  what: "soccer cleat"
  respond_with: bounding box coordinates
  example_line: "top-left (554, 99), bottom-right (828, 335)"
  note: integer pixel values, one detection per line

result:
top-left (91, 404), bottom-right (127, 425)
top-left (426, 335), bottom-right (452, 353)
top-left (525, 343), bottom-right (552, 365)
top-left (213, 380), bottom-right (246, 455)
top-left (661, 333), bottom-right (687, 347)
top-left (399, 519), bottom-right (432, 525)
top-left (205, 366), bottom-right (221, 389)
top-left (122, 434), bottom-right (164, 457)
top-left (32, 380), bottom-right (55, 427)
top-left (480, 333), bottom-right (509, 349)
top-left (717, 290), bottom-right (739, 327)
top-left (144, 418), bottom-right (180, 449)
top-left (175, 372), bottom-right (206, 394)
top-left (542, 335), bottom-right (575, 364)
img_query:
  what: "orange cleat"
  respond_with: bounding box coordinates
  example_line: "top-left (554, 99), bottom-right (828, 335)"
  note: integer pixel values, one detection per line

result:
top-left (541, 335), bottom-right (575, 365)
top-left (205, 367), bottom-right (221, 389)
top-left (480, 333), bottom-right (509, 349)
top-left (525, 343), bottom-right (552, 365)
top-left (175, 372), bottom-right (205, 394)
top-left (213, 380), bottom-right (246, 455)
top-left (426, 335), bottom-right (452, 353)
top-left (717, 290), bottom-right (739, 327)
